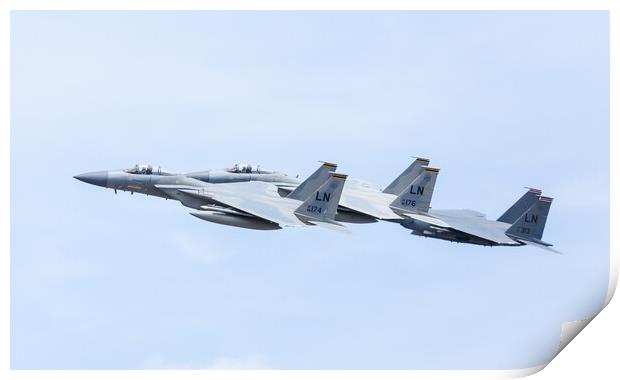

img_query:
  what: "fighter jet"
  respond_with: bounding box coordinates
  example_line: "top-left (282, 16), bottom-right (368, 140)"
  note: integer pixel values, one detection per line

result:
top-left (74, 163), bottom-right (348, 232)
top-left (390, 169), bottom-right (557, 251)
top-left (334, 158), bottom-right (432, 222)
top-left (186, 163), bottom-right (301, 195)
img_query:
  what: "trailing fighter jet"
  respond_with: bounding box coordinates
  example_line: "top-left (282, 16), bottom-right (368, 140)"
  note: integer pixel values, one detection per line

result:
top-left (390, 169), bottom-right (557, 251)
top-left (74, 163), bottom-right (348, 232)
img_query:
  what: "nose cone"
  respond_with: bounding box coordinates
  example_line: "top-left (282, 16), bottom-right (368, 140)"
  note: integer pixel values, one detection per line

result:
top-left (74, 171), bottom-right (109, 187)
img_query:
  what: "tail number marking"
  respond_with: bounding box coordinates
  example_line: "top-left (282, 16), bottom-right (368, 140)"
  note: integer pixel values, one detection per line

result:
top-left (516, 227), bottom-right (531, 234)
top-left (307, 205), bottom-right (323, 214)
top-left (401, 199), bottom-right (417, 207)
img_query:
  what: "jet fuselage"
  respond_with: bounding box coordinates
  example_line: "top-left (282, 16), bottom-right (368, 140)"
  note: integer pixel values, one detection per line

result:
top-left (399, 210), bottom-right (523, 247)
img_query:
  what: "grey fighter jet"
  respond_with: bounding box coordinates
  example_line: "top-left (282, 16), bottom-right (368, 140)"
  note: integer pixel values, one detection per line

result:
top-left (334, 158), bottom-right (432, 221)
top-left (390, 169), bottom-right (557, 251)
top-left (74, 163), bottom-right (348, 232)
top-left (186, 163), bottom-right (301, 195)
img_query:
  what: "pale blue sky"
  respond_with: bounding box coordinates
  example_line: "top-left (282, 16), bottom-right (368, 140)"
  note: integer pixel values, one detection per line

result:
top-left (11, 11), bottom-right (609, 369)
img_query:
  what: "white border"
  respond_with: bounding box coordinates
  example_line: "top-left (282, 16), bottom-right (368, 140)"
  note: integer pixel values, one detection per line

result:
top-left (1, 1), bottom-right (616, 379)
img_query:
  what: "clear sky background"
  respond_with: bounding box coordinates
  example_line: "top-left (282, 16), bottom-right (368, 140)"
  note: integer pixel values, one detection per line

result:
top-left (11, 11), bottom-right (609, 369)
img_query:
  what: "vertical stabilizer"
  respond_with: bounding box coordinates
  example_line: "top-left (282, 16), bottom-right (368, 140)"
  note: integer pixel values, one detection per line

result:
top-left (505, 196), bottom-right (553, 243)
top-left (295, 173), bottom-right (347, 221)
top-left (383, 158), bottom-right (430, 195)
top-left (497, 188), bottom-right (542, 223)
top-left (389, 167), bottom-right (439, 214)
top-left (287, 162), bottom-right (337, 201)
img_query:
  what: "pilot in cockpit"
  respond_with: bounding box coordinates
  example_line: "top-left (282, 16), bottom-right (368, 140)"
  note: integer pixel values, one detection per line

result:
top-left (125, 164), bottom-right (175, 176)
top-left (231, 163), bottom-right (250, 173)
top-left (227, 163), bottom-right (276, 175)
top-left (137, 165), bottom-right (152, 174)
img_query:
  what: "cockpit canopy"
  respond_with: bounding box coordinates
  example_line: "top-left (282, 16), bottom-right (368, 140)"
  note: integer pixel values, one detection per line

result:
top-left (125, 164), bottom-right (175, 176)
top-left (226, 163), bottom-right (277, 174)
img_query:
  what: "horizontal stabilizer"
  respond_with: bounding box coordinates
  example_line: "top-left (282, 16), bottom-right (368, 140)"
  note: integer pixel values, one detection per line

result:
top-left (305, 220), bottom-right (352, 234)
top-left (513, 238), bottom-right (562, 254)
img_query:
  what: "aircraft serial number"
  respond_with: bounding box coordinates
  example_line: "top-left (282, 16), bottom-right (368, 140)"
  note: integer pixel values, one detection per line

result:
top-left (516, 227), bottom-right (531, 234)
top-left (307, 205), bottom-right (323, 214)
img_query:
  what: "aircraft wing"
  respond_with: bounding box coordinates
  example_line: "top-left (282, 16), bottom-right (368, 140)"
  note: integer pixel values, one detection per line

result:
top-left (414, 209), bottom-right (517, 245)
top-left (339, 187), bottom-right (402, 220)
top-left (275, 183), bottom-right (297, 191)
top-left (273, 183), bottom-right (297, 195)
top-left (508, 236), bottom-right (562, 254)
top-left (202, 181), bottom-right (308, 227)
top-left (344, 177), bottom-right (379, 191)
top-left (400, 212), bottom-right (452, 228)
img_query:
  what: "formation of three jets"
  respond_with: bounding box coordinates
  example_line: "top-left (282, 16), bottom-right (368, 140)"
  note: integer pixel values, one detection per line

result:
top-left (74, 159), bottom-right (556, 251)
